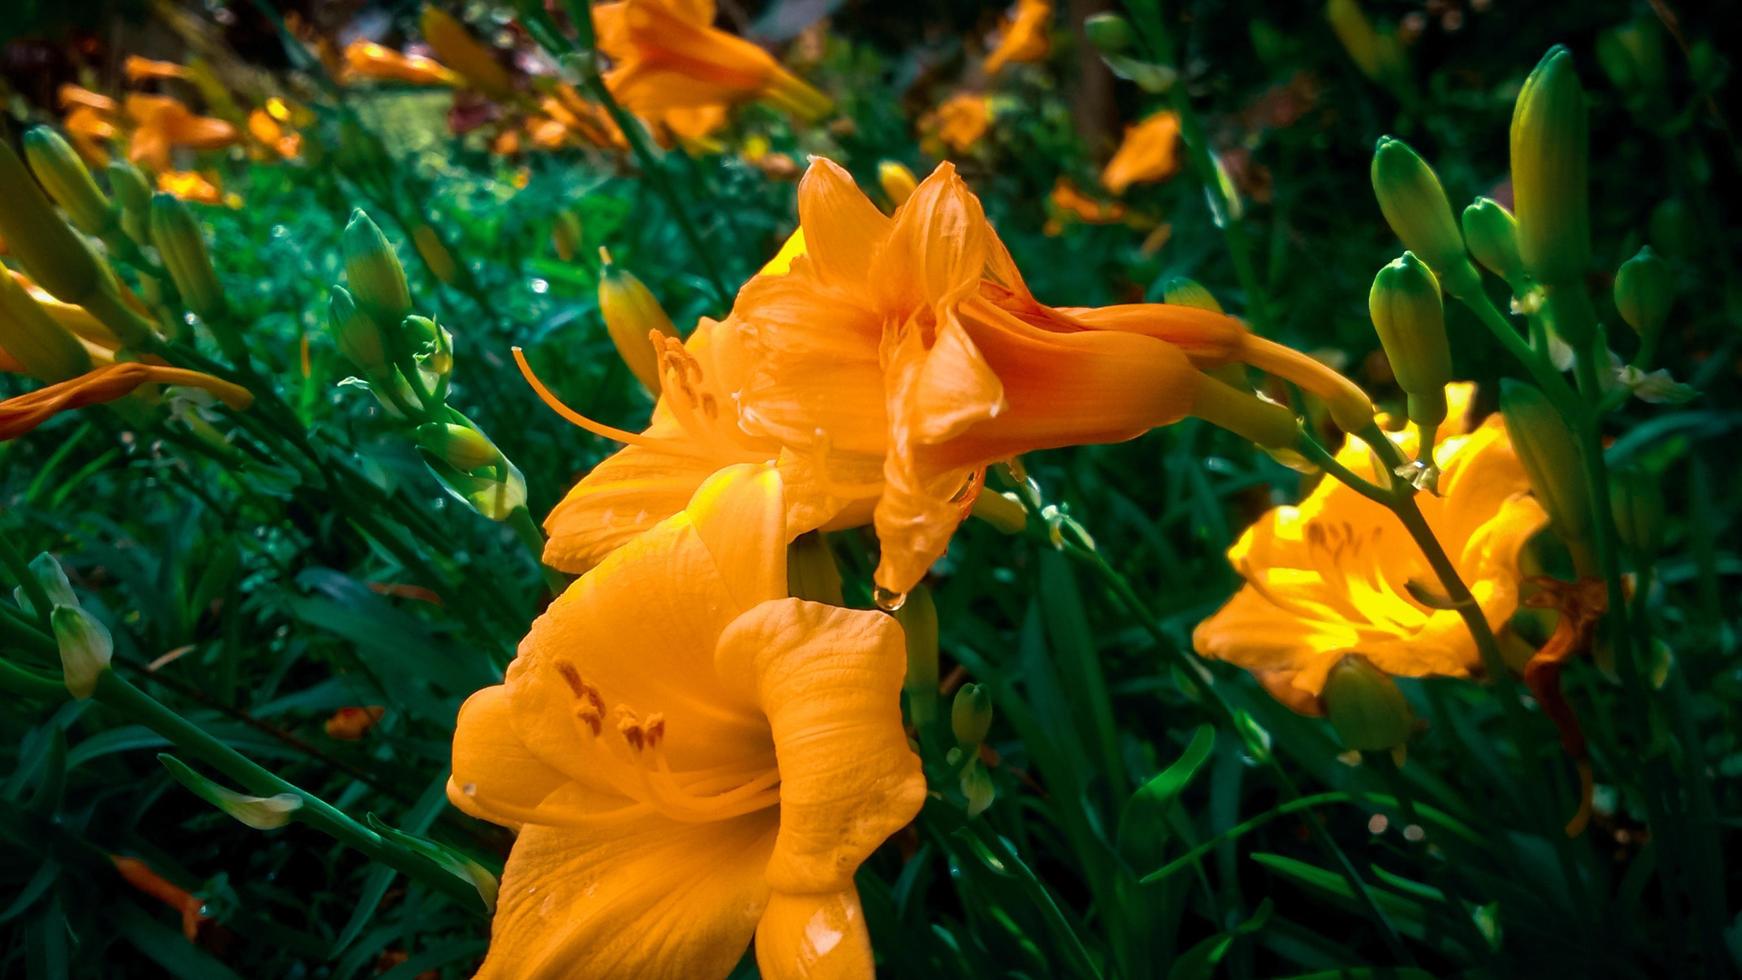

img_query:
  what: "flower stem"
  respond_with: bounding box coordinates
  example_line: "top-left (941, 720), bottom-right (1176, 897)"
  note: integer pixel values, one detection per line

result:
top-left (509, 505), bottom-right (568, 597)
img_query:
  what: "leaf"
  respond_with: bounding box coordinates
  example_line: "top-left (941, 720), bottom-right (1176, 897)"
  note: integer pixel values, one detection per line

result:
top-left (1116, 725), bottom-right (1214, 863)
top-left (112, 902), bottom-right (244, 980)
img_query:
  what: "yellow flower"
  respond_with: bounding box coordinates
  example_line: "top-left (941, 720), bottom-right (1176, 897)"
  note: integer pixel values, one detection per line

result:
top-left (1101, 110), bottom-right (1182, 195)
top-left (450, 464), bottom-right (923, 979)
top-left (340, 40), bottom-right (461, 87)
top-left (157, 170), bottom-right (226, 205)
top-left (984, 0), bottom-right (1053, 76)
top-left (923, 93), bottom-right (993, 153)
top-left (593, 0), bottom-right (832, 121)
top-left (1192, 383), bottom-right (1549, 713)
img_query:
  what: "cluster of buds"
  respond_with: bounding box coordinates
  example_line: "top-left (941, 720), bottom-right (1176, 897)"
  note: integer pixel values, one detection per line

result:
top-left (329, 211), bottom-right (526, 521)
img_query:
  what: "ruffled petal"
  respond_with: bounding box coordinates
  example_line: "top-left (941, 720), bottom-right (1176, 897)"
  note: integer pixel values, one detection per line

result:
top-left (714, 598), bottom-right (925, 894)
top-left (795, 159), bottom-right (891, 287)
top-left (755, 889), bottom-right (876, 980)
top-left (874, 162), bottom-right (991, 309)
top-left (476, 815), bottom-right (776, 980)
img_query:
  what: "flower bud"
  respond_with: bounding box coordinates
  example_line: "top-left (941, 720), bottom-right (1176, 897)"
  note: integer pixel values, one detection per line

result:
top-left (1461, 198), bottom-right (1526, 287)
top-left (0, 140), bottom-right (104, 304)
top-left (1510, 46), bottom-right (1590, 285)
top-left (551, 210), bottom-right (583, 262)
top-left (343, 210), bottom-right (412, 326)
top-left (1609, 464), bottom-right (1664, 558)
top-left (107, 161), bottom-right (154, 243)
top-left (1083, 12), bottom-right (1136, 54)
top-left (1368, 252), bottom-right (1452, 429)
top-left (51, 604), bottom-right (112, 699)
top-left (895, 585), bottom-right (940, 729)
top-left (1370, 137), bottom-right (1477, 295)
top-left (960, 760), bottom-right (995, 817)
top-left (328, 286), bottom-right (389, 373)
top-left (420, 5), bottom-right (515, 99)
top-left (877, 160), bottom-right (918, 207)
top-left (1500, 380), bottom-right (1594, 569)
top-left (951, 683), bottom-right (994, 747)
top-left (1161, 276), bottom-right (1224, 313)
top-left (597, 250), bottom-right (679, 394)
top-left (1190, 373), bottom-right (1299, 449)
top-left (158, 754), bottom-right (303, 830)
top-left (969, 489), bottom-right (1027, 534)
top-left (149, 193), bottom-right (226, 321)
top-left (411, 223), bottom-right (459, 286)
top-left (0, 269), bottom-right (93, 382)
top-left (786, 532), bottom-right (844, 605)
top-left (415, 421), bottom-right (501, 472)
top-left (24, 552), bottom-right (79, 615)
top-left (1613, 246), bottom-right (1671, 340)
top-left (1322, 653), bottom-right (1413, 751)
top-left (23, 127), bottom-right (113, 236)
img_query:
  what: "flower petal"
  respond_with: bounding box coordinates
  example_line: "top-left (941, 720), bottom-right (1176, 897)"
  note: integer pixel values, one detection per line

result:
top-left (755, 889), bottom-right (875, 980)
top-left (449, 685), bottom-right (640, 827)
top-left (875, 161), bottom-right (990, 308)
top-left (476, 815), bottom-right (776, 980)
top-left (715, 598), bottom-right (925, 894)
top-left (795, 159), bottom-right (890, 286)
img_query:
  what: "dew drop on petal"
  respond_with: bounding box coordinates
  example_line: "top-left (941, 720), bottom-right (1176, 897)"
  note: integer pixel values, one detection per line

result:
top-left (873, 587), bottom-right (907, 612)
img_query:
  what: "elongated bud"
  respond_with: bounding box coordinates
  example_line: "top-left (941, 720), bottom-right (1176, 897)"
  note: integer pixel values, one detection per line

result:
top-left (895, 585), bottom-right (940, 729)
top-left (416, 421), bottom-right (501, 472)
top-left (1461, 198), bottom-right (1526, 287)
top-left (1083, 12), bottom-right (1136, 53)
top-left (51, 604), bottom-right (112, 698)
top-left (411, 223), bottom-right (459, 286)
top-left (969, 489), bottom-right (1027, 533)
top-left (1369, 253), bottom-right (1452, 428)
top-left (149, 193), bottom-right (227, 321)
top-left (328, 286), bottom-right (388, 373)
top-left (24, 552), bottom-right (79, 615)
top-left (0, 270), bottom-right (93, 382)
top-left (1511, 47), bottom-right (1590, 285)
top-left (551, 210), bottom-right (583, 262)
top-left (343, 210), bottom-right (412, 326)
top-left (420, 5), bottom-right (515, 99)
top-left (786, 532), bottom-right (844, 605)
top-left (597, 249), bottom-right (678, 394)
top-left (1609, 465), bottom-right (1664, 558)
top-left (1190, 373), bottom-right (1299, 449)
top-left (23, 127), bottom-right (113, 235)
top-left (107, 161), bottom-right (153, 243)
top-left (1322, 654), bottom-right (1413, 751)
top-left (951, 683), bottom-right (993, 746)
top-left (0, 141), bottom-right (103, 304)
top-left (1371, 137), bottom-right (1478, 295)
top-left (1613, 246), bottom-right (1671, 339)
top-left (158, 755), bottom-right (303, 830)
top-left (878, 160), bottom-right (918, 207)
top-left (1161, 276), bottom-right (1225, 313)
top-left (1500, 380), bottom-right (1593, 570)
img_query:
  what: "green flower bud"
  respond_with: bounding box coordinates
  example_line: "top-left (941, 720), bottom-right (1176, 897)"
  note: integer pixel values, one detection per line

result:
top-left (951, 683), bottom-right (994, 747)
top-left (159, 755), bottom-right (303, 830)
top-left (1083, 12), bottom-right (1136, 54)
top-left (1613, 246), bottom-right (1672, 340)
top-left (598, 254), bottom-right (678, 395)
top-left (1189, 373), bottom-right (1300, 449)
top-left (51, 604), bottom-right (112, 699)
top-left (895, 585), bottom-right (940, 730)
top-left (23, 127), bottom-right (113, 236)
top-left (1322, 653), bottom-right (1414, 751)
top-left (1510, 46), bottom-right (1590, 285)
top-left (24, 552), bottom-right (79, 614)
top-left (149, 193), bottom-right (227, 322)
top-left (960, 759), bottom-right (995, 817)
top-left (1160, 276), bottom-right (1224, 313)
top-left (1461, 197), bottom-right (1526, 287)
top-left (1368, 252), bottom-right (1452, 429)
top-left (343, 210), bottom-right (411, 327)
top-left (328, 286), bottom-right (388, 373)
top-left (107, 161), bottom-right (154, 243)
top-left (0, 140), bottom-right (104, 304)
top-left (415, 421), bottom-right (501, 472)
top-left (1370, 137), bottom-right (1478, 295)
top-left (0, 268), bottom-right (93, 382)
top-left (1500, 380), bottom-right (1593, 571)
top-left (968, 489), bottom-right (1028, 534)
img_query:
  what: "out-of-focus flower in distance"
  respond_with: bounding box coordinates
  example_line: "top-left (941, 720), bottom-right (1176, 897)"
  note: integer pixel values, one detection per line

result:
top-left (124, 94), bottom-right (241, 172)
top-left (1045, 179), bottom-right (1130, 235)
top-left (0, 361), bottom-right (254, 441)
top-left (157, 170), bottom-right (234, 207)
top-left (341, 39), bottom-right (461, 87)
top-left (1102, 110), bottom-right (1182, 195)
top-left (324, 706), bottom-right (386, 740)
top-left (984, 0), bottom-right (1053, 76)
top-left (123, 55), bottom-right (189, 83)
top-left (111, 855), bottom-right (209, 941)
top-left (1192, 383), bottom-right (1549, 713)
top-left (922, 92), bottom-right (993, 154)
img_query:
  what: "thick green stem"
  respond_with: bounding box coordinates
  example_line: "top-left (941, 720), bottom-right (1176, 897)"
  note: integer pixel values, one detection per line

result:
top-left (509, 506), bottom-right (568, 597)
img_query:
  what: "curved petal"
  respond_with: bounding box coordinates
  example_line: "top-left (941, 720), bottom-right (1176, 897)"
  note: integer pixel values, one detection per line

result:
top-left (476, 815), bottom-right (777, 980)
top-left (755, 889), bottom-right (875, 980)
top-left (450, 685), bottom-right (643, 827)
top-left (1055, 302), bottom-right (1249, 367)
top-left (873, 162), bottom-right (991, 310)
top-left (795, 159), bottom-right (890, 286)
top-left (714, 598), bottom-right (925, 894)
top-left (907, 311), bottom-right (1006, 444)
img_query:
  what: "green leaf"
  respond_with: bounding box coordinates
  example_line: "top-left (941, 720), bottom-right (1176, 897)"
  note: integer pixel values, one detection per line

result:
top-left (1116, 724), bottom-right (1214, 863)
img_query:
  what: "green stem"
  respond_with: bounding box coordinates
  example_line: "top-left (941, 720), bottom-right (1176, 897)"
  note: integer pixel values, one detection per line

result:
top-left (509, 506), bottom-right (568, 597)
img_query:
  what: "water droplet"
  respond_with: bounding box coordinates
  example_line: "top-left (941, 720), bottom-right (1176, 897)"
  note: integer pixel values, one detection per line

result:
top-left (873, 587), bottom-right (907, 612)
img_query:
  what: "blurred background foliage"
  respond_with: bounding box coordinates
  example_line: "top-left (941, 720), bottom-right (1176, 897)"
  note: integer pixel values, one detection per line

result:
top-left (1, 0), bottom-right (1738, 977)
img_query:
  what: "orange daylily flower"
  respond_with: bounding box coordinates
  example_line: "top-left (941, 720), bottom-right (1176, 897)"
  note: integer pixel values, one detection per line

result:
top-left (325, 705), bottom-right (387, 740)
top-left (984, 0), bottom-right (1053, 76)
top-left (247, 108), bottom-right (302, 159)
top-left (1192, 383), bottom-right (1549, 713)
top-left (62, 106), bottom-right (121, 167)
top-left (450, 464), bottom-right (923, 979)
top-left (1, 361), bottom-right (253, 441)
top-left (923, 93), bottom-right (993, 153)
top-left (125, 94), bottom-right (241, 173)
top-left (1048, 179), bottom-right (1128, 230)
top-left (157, 170), bottom-right (226, 206)
top-left (535, 160), bottom-right (1341, 596)
top-left (593, 0), bottom-right (833, 121)
top-left (112, 855), bottom-right (209, 940)
top-left (1102, 110), bottom-right (1183, 195)
top-left (59, 84), bottom-right (118, 114)
top-left (123, 55), bottom-right (190, 83)
top-left (340, 40), bottom-right (461, 87)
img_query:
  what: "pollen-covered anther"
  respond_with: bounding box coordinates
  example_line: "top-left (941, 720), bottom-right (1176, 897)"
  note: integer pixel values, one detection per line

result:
top-left (643, 712), bottom-right (666, 750)
top-left (575, 706), bottom-right (604, 736)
